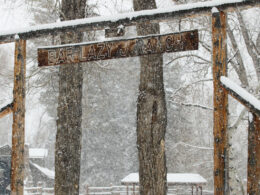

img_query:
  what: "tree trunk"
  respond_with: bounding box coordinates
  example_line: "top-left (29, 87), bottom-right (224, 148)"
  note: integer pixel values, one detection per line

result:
top-left (55, 0), bottom-right (86, 195)
top-left (133, 1), bottom-right (167, 195)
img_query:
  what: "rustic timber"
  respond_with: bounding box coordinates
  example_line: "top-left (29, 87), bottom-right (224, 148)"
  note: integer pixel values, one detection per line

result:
top-left (0, 0), bottom-right (259, 44)
top-left (212, 11), bottom-right (228, 195)
top-left (0, 102), bottom-right (13, 119)
top-left (11, 39), bottom-right (26, 195)
top-left (220, 80), bottom-right (260, 117)
top-left (247, 113), bottom-right (260, 195)
top-left (38, 30), bottom-right (198, 66)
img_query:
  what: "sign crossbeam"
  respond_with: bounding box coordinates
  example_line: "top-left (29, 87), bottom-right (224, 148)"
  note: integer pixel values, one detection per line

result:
top-left (0, 0), bottom-right (259, 43)
top-left (38, 30), bottom-right (198, 66)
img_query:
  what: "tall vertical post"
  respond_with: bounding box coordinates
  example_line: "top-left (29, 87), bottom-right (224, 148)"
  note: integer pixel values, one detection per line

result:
top-left (11, 38), bottom-right (26, 195)
top-left (212, 10), bottom-right (228, 195)
top-left (247, 113), bottom-right (260, 195)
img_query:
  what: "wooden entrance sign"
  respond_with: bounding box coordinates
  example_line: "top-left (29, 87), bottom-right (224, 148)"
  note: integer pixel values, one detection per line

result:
top-left (38, 30), bottom-right (198, 66)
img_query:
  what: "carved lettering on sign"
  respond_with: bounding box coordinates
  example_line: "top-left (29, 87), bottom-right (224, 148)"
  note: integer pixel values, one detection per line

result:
top-left (97, 44), bottom-right (106, 60)
top-left (38, 30), bottom-right (199, 66)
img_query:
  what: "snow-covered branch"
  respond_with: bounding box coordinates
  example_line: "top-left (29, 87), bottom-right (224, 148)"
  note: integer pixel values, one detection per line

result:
top-left (172, 141), bottom-right (213, 150)
top-left (169, 100), bottom-right (213, 111)
top-left (172, 79), bottom-right (212, 95)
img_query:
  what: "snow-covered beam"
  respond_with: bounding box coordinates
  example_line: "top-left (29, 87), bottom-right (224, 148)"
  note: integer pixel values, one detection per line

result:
top-left (0, 102), bottom-right (13, 119)
top-left (220, 76), bottom-right (260, 116)
top-left (0, 0), bottom-right (259, 43)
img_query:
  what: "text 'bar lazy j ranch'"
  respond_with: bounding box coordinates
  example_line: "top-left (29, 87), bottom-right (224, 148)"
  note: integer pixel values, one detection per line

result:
top-left (38, 30), bottom-right (198, 66)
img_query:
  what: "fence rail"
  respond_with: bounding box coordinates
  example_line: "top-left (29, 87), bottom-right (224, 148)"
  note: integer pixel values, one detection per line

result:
top-left (24, 187), bottom-right (54, 195)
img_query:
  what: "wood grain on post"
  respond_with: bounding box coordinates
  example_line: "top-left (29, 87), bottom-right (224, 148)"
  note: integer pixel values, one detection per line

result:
top-left (247, 113), bottom-right (260, 195)
top-left (212, 11), bottom-right (228, 195)
top-left (11, 39), bottom-right (26, 195)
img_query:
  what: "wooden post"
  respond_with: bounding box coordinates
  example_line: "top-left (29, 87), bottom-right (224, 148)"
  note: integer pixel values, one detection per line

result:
top-left (11, 38), bottom-right (26, 195)
top-left (212, 10), bottom-right (228, 195)
top-left (247, 113), bottom-right (260, 195)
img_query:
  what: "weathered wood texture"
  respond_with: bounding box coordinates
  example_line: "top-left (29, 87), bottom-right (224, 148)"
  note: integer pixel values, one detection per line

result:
top-left (38, 30), bottom-right (198, 66)
top-left (0, 0), bottom-right (259, 44)
top-left (11, 39), bottom-right (26, 195)
top-left (221, 81), bottom-right (260, 117)
top-left (134, 0), bottom-right (167, 195)
top-left (0, 102), bottom-right (13, 119)
top-left (212, 11), bottom-right (228, 195)
top-left (247, 113), bottom-right (260, 195)
top-left (54, 0), bottom-right (85, 194)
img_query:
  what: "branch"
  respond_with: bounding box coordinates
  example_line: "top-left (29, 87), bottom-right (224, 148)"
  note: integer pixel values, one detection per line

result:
top-left (172, 141), bottom-right (213, 150)
top-left (236, 9), bottom-right (260, 80)
top-left (229, 107), bottom-right (247, 130)
top-left (227, 22), bottom-right (249, 86)
top-left (172, 78), bottom-right (212, 95)
top-left (169, 100), bottom-right (213, 111)
top-left (199, 40), bottom-right (211, 53)
top-left (165, 54), bottom-right (211, 67)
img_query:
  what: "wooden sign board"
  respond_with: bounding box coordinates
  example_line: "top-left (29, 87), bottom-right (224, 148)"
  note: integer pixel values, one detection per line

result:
top-left (38, 30), bottom-right (198, 67)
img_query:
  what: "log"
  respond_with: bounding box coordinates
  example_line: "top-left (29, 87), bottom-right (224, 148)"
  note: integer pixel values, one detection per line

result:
top-left (212, 10), bottom-right (228, 195)
top-left (247, 113), bottom-right (260, 195)
top-left (0, 102), bottom-right (13, 119)
top-left (220, 76), bottom-right (260, 117)
top-left (11, 39), bottom-right (26, 195)
top-left (0, 0), bottom-right (259, 43)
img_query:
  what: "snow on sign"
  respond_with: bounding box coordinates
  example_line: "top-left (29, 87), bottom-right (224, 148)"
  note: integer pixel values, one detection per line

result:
top-left (38, 30), bottom-right (198, 67)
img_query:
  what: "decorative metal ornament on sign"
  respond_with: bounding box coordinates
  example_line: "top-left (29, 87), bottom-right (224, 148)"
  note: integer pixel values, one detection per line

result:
top-left (38, 30), bottom-right (198, 67)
